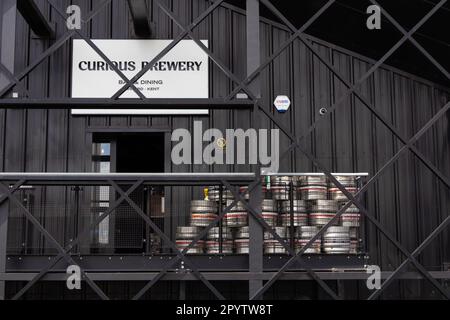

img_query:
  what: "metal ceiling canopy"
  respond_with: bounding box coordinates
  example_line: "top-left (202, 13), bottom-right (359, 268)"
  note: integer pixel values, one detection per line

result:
top-left (17, 0), bottom-right (54, 38)
top-left (127, 0), bottom-right (152, 38)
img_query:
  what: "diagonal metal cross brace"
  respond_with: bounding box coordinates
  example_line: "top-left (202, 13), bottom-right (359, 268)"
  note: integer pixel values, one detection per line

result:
top-left (369, 214), bottom-right (450, 300)
top-left (250, 101), bottom-right (450, 299)
top-left (132, 179), bottom-right (261, 300)
top-left (222, 180), bottom-right (341, 300)
top-left (370, 0), bottom-right (450, 81)
top-left (0, 62), bottom-right (29, 98)
top-left (0, 182), bottom-right (109, 300)
top-left (11, 180), bottom-right (144, 300)
top-left (109, 180), bottom-right (225, 300)
top-left (0, 180), bottom-right (25, 205)
top-left (45, 0), bottom-right (145, 99)
top-left (154, 0), bottom-right (247, 95)
top-left (225, 0), bottom-right (336, 101)
top-left (261, 0), bottom-right (450, 190)
top-left (110, 0), bottom-right (226, 100)
top-left (0, 0), bottom-right (113, 99)
top-left (154, 0), bottom-right (293, 123)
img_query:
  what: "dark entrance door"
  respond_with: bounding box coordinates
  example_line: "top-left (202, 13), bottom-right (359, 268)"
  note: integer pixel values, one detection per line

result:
top-left (115, 134), bottom-right (165, 254)
top-left (92, 133), bottom-right (165, 254)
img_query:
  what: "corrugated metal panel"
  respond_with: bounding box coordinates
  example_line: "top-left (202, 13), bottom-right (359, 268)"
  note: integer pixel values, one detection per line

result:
top-left (1, 0), bottom-right (449, 298)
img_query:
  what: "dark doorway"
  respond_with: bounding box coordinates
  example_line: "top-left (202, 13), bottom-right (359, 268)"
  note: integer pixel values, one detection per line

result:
top-left (116, 134), bottom-right (165, 173)
top-left (91, 133), bottom-right (166, 254)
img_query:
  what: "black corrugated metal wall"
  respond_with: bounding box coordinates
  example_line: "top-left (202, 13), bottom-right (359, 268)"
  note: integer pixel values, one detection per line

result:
top-left (1, 0), bottom-right (449, 299)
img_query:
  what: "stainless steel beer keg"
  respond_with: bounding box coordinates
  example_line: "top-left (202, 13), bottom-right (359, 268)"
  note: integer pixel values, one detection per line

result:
top-left (328, 175), bottom-right (356, 187)
top-left (281, 200), bottom-right (307, 212)
top-left (208, 186), bottom-right (234, 201)
top-left (223, 200), bottom-right (248, 227)
top-left (190, 200), bottom-right (217, 214)
top-left (298, 185), bottom-right (327, 200)
top-left (176, 226), bottom-right (201, 240)
top-left (280, 213), bottom-right (308, 227)
top-left (176, 240), bottom-right (205, 254)
top-left (328, 176), bottom-right (358, 201)
top-left (310, 200), bottom-right (339, 212)
top-left (296, 226), bottom-right (322, 254)
top-left (190, 200), bottom-right (217, 227)
top-left (299, 175), bottom-right (327, 187)
top-left (264, 240), bottom-right (287, 254)
top-left (322, 226), bottom-right (351, 254)
top-left (190, 213), bottom-right (217, 227)
top-left (270, 176), bottom-right (292, 200)
top-left (235, 238), bottom-right (249, 254)
top-left (280, 200), bottom-right (308, 227)
top-left (206, 227), bottom-right (233, 240)
top-left (309, 200), bottom-right (339, 226)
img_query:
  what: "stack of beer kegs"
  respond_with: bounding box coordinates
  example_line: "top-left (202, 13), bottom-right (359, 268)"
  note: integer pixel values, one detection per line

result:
top-left (175, 173), bottom-right (363, 256)
top-left (298, 176), bottom-right (327, 200)
top-left (264, 227), bottom-right (287, 254)
top-left (296, 226), bottom-right (322, 254)
top-left (328, 176), bottom-right (360, 254)
top-left (261, 199), bottom-right (278, 227)
top-left (206, 227), bottom-right (233, 254)
top-left (190, 200), bottom-right (218, 227)
top-left (280, 200), bottom-right (308, 227)
top-left (208, 186), bottom-right (234, 202)
top-left (341, 204), bottom-right (361, 254)
top-left (328, 176), bottom-right (358, 202)
top-left (175, 226), bottom-right (204, 254)
top-left (270, 176), bottom-right (293, 201)
top-left (309, 200), bottom-right (339, 226)
top-left (235, 226), bottom-right (250, 254)
top-left (224, 200), bottom-right (248, 228)
top-left (322, 226), bottom-right (351, 254)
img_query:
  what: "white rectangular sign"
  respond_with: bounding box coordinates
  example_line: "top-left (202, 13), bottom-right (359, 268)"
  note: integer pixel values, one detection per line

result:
top-left (71, 39), bottom-right (209, 115)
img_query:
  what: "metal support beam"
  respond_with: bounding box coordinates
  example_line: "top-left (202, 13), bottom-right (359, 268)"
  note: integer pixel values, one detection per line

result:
top-left (0, 0), bottom-right (15, 299)
top-left (0, 196), bottom-right (9, 300)
top-left (246, 0), bottom-right (261, 97)
top-left (127, 0), bottom-right (152, 38)
top-left (247, 0), bottom-right (263, 300)
top-left (2, 271), bottom-right (450, 282)
top-left (0, 172), bottom-right (256, 186)
top-left (17, 0), bottom-right (54, 38)
top-left (0, 0), bottom-right (16, 94)
top-left (0, 98), bottom-right (254, 109)
top-left (248, 177), bottom-right (263, 299)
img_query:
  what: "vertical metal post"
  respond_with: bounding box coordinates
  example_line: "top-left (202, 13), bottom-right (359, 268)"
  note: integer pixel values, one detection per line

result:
top-left (219, 185), bottom-right (223, 254)
top-left (0, 0), bottom-right (15, 300)
top-left (0, 197), bottom-right (9, 300)
top-left (247, 0), bottom-right (263, 299)
top-left (289, 180), bottom-right (294, 250)
top-left (249, 177), bottom-right (263, 299)
top-left (246, 0), bottom-right (261, 98)
top-left (0, 0), bottom-right (17, 94)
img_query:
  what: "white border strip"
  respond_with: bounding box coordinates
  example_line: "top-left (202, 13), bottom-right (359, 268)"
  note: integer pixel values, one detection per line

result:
top-left (71, 109), bottom-right (209, 115)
